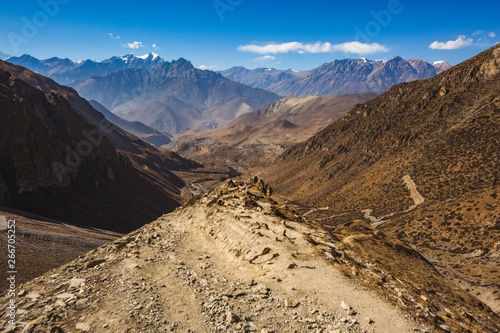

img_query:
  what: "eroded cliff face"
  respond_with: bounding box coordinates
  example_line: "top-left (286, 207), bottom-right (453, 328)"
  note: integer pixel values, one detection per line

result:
top-left (479, 47), bottom-right (500, 77)
top-left (1, 179), bottom-right (498, 333)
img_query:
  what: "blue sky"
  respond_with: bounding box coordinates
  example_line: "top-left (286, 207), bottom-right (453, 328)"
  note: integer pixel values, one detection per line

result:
top-left (0, 0), bottom-right (498, 70)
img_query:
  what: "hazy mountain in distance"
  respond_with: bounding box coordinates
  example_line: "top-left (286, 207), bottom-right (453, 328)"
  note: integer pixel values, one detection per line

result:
top-left (432, 60), bottom-right (453, 73)
top-left (221, 57), bottom-right (453, 97)
top-left (88, 100), bottom-right (172, 147)
top-left (6, 52), bottom-right (164, 84)
top-left (0, 60), bottom-right (201, 232)
top-left (72, 58), bottom-right (282, 135)
top-left (220, 66), bottom-right (300, 90)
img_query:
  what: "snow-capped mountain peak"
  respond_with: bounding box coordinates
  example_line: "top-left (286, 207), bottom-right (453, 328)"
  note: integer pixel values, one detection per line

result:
top-left (134, 52), bottom-right (161, 60)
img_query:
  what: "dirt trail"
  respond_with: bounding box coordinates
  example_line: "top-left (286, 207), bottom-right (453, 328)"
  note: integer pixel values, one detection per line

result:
top-left (402, 175), bottom-right (425, 210)
top-left (364, 175), bottom-right (425, 228)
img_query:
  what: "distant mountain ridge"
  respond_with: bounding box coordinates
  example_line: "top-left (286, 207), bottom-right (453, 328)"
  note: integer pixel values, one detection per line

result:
top-left (88, 100), bottom-right (172, 147)
top-left (170, 93), bottom-right (377, 174)
top-left (220, 66), bottom-right (300, 90)
top-left (70, 58), bottom-right (281, 135)
top-left (6, 52), bottom-right (164, 84)
top-left (6, 53), bottom-right (282, 136)
top-left (221, 57), bottom-right (453, 97)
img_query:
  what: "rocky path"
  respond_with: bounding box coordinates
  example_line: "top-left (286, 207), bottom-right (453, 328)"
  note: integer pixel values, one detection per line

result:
top-left (0, 180), bottom-right (426, 333)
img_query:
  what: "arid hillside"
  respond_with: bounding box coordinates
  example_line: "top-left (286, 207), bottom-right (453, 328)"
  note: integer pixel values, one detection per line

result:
top-left (265, 44), bottom-right (500, 313)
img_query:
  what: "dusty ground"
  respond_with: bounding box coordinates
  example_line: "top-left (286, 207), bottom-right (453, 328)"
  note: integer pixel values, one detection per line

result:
top-left (268, 174), bottom-right (500, 317)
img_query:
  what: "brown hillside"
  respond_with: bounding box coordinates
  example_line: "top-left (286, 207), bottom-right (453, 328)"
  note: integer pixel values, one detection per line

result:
top-left (1, 179), bottom-right (499, 332)
top-left (0, 62), bottom-right (200, 233)
top-left (266, 44), bottom-right (500, 313)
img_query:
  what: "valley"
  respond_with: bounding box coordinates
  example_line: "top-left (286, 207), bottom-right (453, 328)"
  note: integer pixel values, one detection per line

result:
top-left (168, 93), bottom-right (377, 175)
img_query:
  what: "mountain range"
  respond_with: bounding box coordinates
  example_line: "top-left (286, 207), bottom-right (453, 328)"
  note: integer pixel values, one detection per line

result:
top-left (5, 52), bottom-right (165, 85)
top-left (221, 57), bottom-right (453, 97)
top-left (6, 53), bottom-right (453, 138)
top-left (5, 53), bottom-right (282, 136)
top-left (1, 41), bottom-right (500, 333)
top-left (70, 58), bottom-right (281, 135)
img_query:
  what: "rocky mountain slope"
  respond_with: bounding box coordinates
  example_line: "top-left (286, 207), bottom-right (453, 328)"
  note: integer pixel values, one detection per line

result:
top-left (170, 93), bottom-right (377, 174)
top-left (0, 60), bottom-right (200, 232)
top-left (5, 54), bottom-right (281, 135)
top-left (70, 58), bottom-right (281, 135)
top-left (222, 58), bottom-right (453, 98)
top-left (1, 179), bottom-right (498, 332)
top-left (265, 44), bottom-right (500, 313)
top-left (88, 100), bottom-right (172, 147)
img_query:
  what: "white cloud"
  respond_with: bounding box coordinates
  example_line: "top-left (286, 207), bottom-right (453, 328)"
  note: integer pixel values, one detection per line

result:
top-left (122, 41), bottom-right (144, 49)
top-left (152, 44), bottom-right (160, 50)
top-left (253, 55), bottom-right (276, 62)
top-left (108, 33), bottom-right (120, 39)
top-left (238, 41), bottom-right (388, 55)
top-left (199, 65), bottom-right (218, 70)
top-left (428, 35), bottom-right (473, 50)
top-left (489, 32), bottom-right (496, 38)
top-left (333, 42), bottom-right (389, 54)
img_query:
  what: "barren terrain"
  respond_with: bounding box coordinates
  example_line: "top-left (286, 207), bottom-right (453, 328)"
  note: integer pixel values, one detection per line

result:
top-left (1, 180), bottom-right (498, 332)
